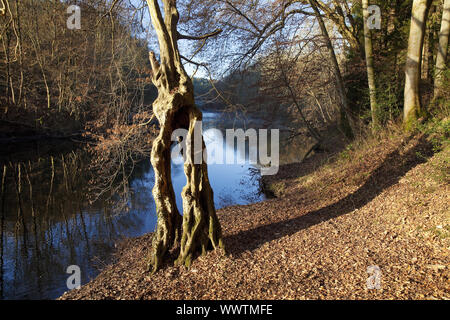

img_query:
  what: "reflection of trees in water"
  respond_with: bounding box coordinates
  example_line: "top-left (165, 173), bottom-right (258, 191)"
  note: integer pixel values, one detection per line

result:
top-left (0, 113), bottom-right (272, 299)
top-left (1, 166), bottom-right (5, 299)
top-left (240, 168), bottom-right (265, 203)
top-left (215, 168), bottom-right (266, 208)
top-left (205, 112), bottom-right (313, 166)
top-left (0, 150), bottom-right (153, 299)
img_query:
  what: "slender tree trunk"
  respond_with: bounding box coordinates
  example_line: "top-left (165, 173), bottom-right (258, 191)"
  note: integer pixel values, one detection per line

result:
top-left (13, 0), bottom-right (24, 107)
top-left (275, 43), bottom-right (322, 142)
top-left (308, 89), bottom-right (329, 123)
top-left (362, 0), bottom-right (380, 131)
top-left (434, 0), bottom-right (450, 98)
top-left (404, 0), bottom-right (432, 129)
top-left (145, 0), bottom-right (223, 273)
top-left (424, 5), bottom-right (437, 81)
top-left (309, 0), bottom-right (355, 139)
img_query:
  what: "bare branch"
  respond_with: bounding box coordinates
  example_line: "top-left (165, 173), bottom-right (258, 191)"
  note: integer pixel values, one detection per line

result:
top-left (95, 0), bottom-right (123, 27)
top-left (177, 28), bottom-right (223, 40)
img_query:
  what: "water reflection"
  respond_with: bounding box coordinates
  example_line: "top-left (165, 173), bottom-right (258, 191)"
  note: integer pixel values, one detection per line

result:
top-left (0, 112), bottom-right (268, 300)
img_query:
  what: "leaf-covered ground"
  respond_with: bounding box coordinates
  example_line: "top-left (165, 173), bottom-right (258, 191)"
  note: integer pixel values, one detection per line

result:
top-left (60, 124), bottom-right (449, 300)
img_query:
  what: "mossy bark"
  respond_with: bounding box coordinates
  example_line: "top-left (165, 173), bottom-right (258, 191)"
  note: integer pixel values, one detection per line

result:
top-left (404, 0), bottom-right (432, 130)
top-left (176, 106), bottom-right (224, 268)
top-left (434, 0), bottom-right (450, 98)
top-left (145, 0), bottom-right (224, 273)
top-left (147, 104), bottom-right (182, 272)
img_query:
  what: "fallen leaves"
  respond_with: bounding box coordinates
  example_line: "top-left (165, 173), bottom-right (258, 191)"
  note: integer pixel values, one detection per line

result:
top-left (60, 132), bottom-right (449, 300)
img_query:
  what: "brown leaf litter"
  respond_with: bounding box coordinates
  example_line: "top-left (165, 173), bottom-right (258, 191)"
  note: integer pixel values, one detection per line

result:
top-left (60, 132), bottom-right (449, 300)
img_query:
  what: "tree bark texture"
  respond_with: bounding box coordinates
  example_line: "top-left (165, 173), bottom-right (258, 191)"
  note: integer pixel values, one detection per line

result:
top-left (145, 0), bottom-right (223, 273)
top-left (404, 0), bottom-right (432, 129)
top-left (362, 0), bottom-right (380, 130)
top-left (434, 0), bottom-right (450, 98)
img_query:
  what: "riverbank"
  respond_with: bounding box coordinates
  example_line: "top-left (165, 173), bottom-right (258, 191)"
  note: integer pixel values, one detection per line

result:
top-left (60, 119), bottom-right (449, 300)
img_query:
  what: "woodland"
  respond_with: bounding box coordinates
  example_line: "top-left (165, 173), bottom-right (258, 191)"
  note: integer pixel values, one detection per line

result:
top-left (0, 0), bottom-right (448, 300)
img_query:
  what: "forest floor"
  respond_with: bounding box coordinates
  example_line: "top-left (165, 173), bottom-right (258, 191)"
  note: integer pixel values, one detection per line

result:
top-left (60, 119), bottom-right (449, 300)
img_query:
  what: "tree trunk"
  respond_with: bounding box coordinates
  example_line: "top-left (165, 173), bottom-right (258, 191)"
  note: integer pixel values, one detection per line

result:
top-left (315, 0), bottom-right (364, 56)
top-left (145, 0), bottom-right (223, 273)
top-left (309, 0), bottom-right (355, 139)
top-left (362, 0), bottom-right (380, 131)
top-left (423, 5), bottom-right (436, 81)
top-left (176, 110), bottom-right (224, 267)
top-left (404, 0), bottom-right (432, 129)
top-left (434, 0), bottom-right (450, 98)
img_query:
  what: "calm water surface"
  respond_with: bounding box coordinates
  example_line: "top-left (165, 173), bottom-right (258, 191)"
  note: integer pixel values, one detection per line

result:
top-left (0, 112), bottom-right (267, 299)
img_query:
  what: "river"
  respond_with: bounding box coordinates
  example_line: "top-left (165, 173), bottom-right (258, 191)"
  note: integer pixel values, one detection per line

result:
top-left (0, 111), bottom-right (270, 300)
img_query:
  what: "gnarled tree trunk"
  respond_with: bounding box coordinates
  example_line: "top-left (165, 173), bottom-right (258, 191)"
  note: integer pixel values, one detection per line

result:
top-left (145, 0), bottom-right (223, 273)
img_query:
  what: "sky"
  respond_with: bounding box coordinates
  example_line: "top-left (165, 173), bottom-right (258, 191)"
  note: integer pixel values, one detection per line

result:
top-left (126, 0), bottom-right (209, 78)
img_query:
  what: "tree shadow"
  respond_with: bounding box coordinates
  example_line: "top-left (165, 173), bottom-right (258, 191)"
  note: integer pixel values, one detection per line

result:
top-left (225, 134), bottom-right (435, 256)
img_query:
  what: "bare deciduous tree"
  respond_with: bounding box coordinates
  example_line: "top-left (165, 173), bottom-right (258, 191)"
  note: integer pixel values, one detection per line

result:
top-left (362, 0), bottom-right (380, 131)
top-left (309, 0), bottom-right (355, 138)
top-left (145, 0), bottom-right (224, 273)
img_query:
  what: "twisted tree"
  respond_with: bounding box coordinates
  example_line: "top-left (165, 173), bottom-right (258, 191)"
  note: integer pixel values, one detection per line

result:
top-left (145, 0), bottom-right (224, 273)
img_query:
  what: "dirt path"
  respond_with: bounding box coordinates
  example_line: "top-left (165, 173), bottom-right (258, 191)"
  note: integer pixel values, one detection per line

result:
top-left (60, 130), bottom-right (449, 300)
